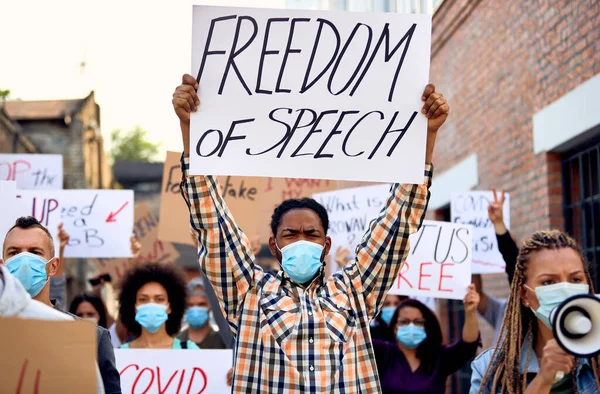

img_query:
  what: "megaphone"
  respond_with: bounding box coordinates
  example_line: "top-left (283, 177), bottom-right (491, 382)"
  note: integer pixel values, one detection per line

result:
top-left (552, 294), bottom-right (600, 357)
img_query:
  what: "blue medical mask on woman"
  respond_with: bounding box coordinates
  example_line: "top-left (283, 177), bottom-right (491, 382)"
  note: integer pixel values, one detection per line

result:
top-left (525, 282), bottom-right (589, 328)
top-left (380, 306), bottom-right (396, 326)
top-left (5, 252), bottom-right (52, 297)
top-left (135, 303), bottom-right (169, 333)
top-left (185, 306), bottom-right (209, 328)
top-left (396, 323), bottom-right (427, 349)
top-left (277, 240), bottom-right (324, 284)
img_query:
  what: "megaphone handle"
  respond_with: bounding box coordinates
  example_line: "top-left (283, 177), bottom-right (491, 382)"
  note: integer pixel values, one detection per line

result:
top-left (554, 370), bottom-right (565, 383)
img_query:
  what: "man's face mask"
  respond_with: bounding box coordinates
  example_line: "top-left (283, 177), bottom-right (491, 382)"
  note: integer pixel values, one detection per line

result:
top-left (5, 252), bottom-right (52, 297)
top-left (525, 282), bottom-right (589, 328)
top-left (277, 240), bottom-right (324, 284)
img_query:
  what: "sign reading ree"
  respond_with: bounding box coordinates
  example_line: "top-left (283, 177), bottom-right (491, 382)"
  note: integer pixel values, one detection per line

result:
top-left (451, 191), bottom-right (510, 274)
top-left (116, 349), bottom-right (233, 394)
top-left (191, 6), bottom-right (432, 183)
top-left (0, 317), bottom-right (97, 393)
top-left (313, 183), bottom-right (390, 258)
top-left (17, 189), bottom-right (134, 258)
top-left (0, 154), bottom-right (63, 189)
top-left (388, 220), bottom-right (473, 300)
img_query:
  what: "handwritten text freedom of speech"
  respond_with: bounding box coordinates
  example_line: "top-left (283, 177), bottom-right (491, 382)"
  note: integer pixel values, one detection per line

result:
top-left (190, 7), bottom-right (432, 183)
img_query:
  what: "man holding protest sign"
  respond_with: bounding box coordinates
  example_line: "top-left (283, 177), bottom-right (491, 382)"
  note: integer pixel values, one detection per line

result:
top-left (174, 66), bottom-right (448, 391)
top-left (1, 217), bottom-right (122, 394)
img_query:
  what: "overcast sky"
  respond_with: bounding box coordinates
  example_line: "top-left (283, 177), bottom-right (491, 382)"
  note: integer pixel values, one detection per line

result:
top-left (0, 0), bottom-right (292, 156)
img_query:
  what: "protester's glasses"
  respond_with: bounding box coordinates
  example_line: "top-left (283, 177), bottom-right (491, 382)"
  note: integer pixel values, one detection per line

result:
top-left (397, 318), bottom-right (426, 327)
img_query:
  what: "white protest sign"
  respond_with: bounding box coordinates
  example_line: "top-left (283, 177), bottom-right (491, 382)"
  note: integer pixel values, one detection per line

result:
top-left (388, 220), bottom-right (473, 300)
top-left (115, 349), bottom-right (233, 394)
top-left (0, 181), bottom-right (19, 244)
top-left (191, 6), bottom-right (431, 183)
top-left (16, 190), bottom-right (134, 258)
top-left (0, 154), bottom-right (63, 189)
top-left (451, 191), bottom-right (510, 274)
top-left (314, 183), bottom-right (389, 258)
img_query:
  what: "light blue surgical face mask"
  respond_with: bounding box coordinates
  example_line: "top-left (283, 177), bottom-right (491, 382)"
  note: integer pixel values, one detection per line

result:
top-left (185, 306), bottom-right (209, 329)
top-left (135, 303), bottom-right (169, 334)
top-left (5, 252), bottom-right (52, 297)
top-left (380, 306), bottom-right (396, 326)
top-left (277, 240), bottom-right (324, 284)
top-left (525, 282), bottom-right (589, 328)
top-left (396, 323), bottom-right (427, 349)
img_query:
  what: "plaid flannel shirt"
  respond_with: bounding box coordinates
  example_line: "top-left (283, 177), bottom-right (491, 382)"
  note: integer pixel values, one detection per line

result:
top-left (181, 155), bottom-right (432, 393)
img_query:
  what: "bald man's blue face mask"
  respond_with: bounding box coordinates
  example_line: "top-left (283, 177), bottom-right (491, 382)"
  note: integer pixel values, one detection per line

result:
top-left (277, 240), bottom-right (324, 284)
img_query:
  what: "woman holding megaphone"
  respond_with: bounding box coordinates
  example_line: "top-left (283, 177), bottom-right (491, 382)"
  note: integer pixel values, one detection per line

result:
top-left (470, 230), bottom-right (600, 393)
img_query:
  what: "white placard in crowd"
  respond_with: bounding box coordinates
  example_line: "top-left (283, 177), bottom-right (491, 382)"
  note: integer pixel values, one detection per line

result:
top-left (190, 6), bottom-right (432, 183)
top-left (314, 183), bottom-right (391, 258)
top-left (16, 190), bottom-right (134, 258)
top-left (0, 154), bottom-right (63, 189)
top-left (388, 220), bottom-right (473, 300)
top-left (0, 181), bottom-right (19, 244)
top-left (115, 349), bottom-right (233, 394)
top-left (451, 191), bottom-right (510, 274)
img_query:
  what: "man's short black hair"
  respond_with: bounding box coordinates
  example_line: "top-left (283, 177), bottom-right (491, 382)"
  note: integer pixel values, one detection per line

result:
top-left (270, 198), bottom-right (329, 236)
top-left (118, 262), bottom-right (188, 337)
top-left (4, 216), bottom-right (55, 256)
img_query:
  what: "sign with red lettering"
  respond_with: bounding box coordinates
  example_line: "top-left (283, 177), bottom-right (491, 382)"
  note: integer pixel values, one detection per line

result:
top-left (115, 349), bottom-right (233, 394)
top-left (15, 190), bottom-right (134, 258)
top-left (0, 181), bottom-right (19, 246)
top-left (190, 6), bottom-right (432, 183)
top-left (451, 191), bottom-right (510, 274)
top-left (0, 317), bottom-right (96, 393)
top-left (389, 220), bottom-right (473, 300)
top-left (0, 154), bottom-right (63, 189)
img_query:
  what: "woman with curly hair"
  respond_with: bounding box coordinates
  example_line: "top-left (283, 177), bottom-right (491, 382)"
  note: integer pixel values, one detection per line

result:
top-left (118, 262), bottom-right (199, 349)
top-left (470, 230), bottom-right (600, 393)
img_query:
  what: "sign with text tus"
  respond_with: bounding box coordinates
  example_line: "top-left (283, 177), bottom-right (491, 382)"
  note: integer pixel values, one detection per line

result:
top-left (191, 6), bottom-right (431, 183)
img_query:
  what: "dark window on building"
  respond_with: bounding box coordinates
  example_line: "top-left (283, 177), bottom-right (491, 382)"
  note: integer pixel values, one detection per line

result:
top-left (562, 141), bottom-right (600, 291)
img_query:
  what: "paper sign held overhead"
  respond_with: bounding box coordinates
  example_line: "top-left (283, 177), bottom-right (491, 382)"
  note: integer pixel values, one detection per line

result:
top-left (17, 189), bottom-right (134, 258)
top-left (116, 349), bottom-right (233, 394)
top-left (0, 154), bottom-right (63, 189)
top-left (190, 6), bottom-right (431, 183)
top-left (388, 220), bottom-right (473, 300)
top-left (0, 317), bottom-right (96, 393)
top-left (451, 191), bottom-right (510, 274)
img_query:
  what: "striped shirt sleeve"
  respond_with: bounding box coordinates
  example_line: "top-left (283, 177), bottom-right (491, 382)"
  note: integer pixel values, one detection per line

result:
top-left (352, 164), bottom-right (433, 319)
top-left (179, 155), bottom-right (256, 334)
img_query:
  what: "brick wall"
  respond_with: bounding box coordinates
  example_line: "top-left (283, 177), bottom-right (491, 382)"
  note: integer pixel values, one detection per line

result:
top-left (430, 0), bottom-right (600, 363)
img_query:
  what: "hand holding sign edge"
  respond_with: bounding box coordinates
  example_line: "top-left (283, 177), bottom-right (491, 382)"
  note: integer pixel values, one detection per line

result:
top-left (422, 84), bottom-right (449, 164)
top-left (174, 74), bottom-right (200, 156)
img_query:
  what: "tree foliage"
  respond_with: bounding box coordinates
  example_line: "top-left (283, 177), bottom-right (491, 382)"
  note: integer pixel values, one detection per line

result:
top-left (110, 127), bottom-right (161, 162)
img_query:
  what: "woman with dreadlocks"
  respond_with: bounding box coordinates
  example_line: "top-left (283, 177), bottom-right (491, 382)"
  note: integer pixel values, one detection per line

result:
top-left (470, 230), bottom-right (600, 394)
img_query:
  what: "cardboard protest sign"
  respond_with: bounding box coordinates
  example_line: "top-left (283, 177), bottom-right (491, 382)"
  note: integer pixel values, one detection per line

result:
top-left (16, 189), bottom-right (134, 258)
top-left (190, 6), bottom-right (432, 183)
top-left (159, 150), bottom-right (273, 245)
top-left (388, 220), bottom-right (473, 300)
top-left (0, 317), bottom-right (96, 393)
top-left (451, 191), bottom-right (510, 274)
top-left (93, 203), bottom-right (181, 281)
top-left (116, 349), bottom-right (233, 394)
top-left (0, 181), bottom-right (19, 245)
top-left (0, 154), bottom-right (63, 189)
top-left (313, 183), bottom-right (391, 258)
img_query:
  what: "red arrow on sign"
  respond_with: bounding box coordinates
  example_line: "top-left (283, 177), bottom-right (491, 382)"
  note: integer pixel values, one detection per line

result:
top-left (106, 201), bottom-right (129, 223)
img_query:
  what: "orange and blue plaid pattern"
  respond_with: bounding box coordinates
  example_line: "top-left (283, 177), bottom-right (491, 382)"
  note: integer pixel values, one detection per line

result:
top-left (180, 155), bottom-right (432, 393)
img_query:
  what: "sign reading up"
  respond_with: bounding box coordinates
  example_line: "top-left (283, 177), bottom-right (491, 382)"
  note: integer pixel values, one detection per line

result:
top-left (17, 190), bottom-right (134, 258)
top-left (190, 6), bottom-right (432, 183)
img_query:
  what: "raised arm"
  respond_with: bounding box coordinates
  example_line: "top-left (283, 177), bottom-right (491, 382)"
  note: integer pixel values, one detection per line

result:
top-left (49, 223), bottom-right (69, 310)
top-left (174, 74), bottom-right (257, 332)
top-left (488, 188), bottom-right (519, 284)
top-left (349, 84), bottom-right (447, 317)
